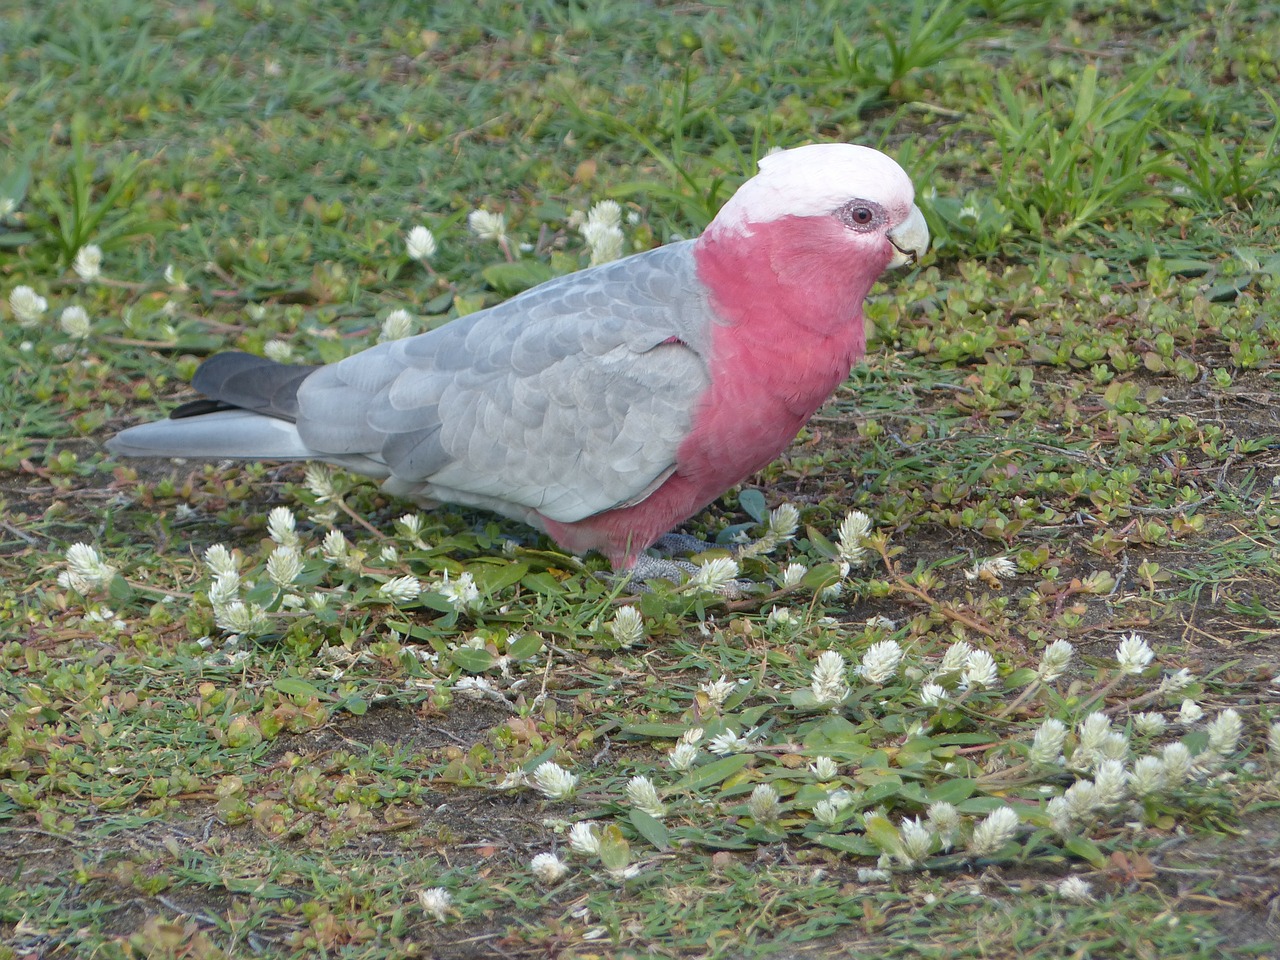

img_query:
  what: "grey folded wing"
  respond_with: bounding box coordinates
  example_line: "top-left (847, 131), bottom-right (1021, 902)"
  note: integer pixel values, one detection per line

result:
top-left (296, 240), bottom-right (716, 523)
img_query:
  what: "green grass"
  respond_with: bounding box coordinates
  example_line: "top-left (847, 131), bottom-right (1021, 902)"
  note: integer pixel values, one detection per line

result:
top-left (4, 0), bottom-right (1280, 958)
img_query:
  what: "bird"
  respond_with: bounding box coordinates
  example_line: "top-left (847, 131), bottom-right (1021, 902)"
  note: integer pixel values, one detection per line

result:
top-left (108, 143), bottom-right (929, 581)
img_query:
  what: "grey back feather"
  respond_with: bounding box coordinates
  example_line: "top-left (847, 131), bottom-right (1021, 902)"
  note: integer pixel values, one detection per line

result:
top-left (293, 240), bottom-right (717, 523)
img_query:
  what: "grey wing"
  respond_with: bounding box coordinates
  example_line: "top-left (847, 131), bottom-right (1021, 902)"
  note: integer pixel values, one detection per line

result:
top-left (294, 240), bottom-right (715, 522)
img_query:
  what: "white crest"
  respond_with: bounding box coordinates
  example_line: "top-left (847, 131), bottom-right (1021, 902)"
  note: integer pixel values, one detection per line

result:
top-left (710, 143), bottom-right (915, 235)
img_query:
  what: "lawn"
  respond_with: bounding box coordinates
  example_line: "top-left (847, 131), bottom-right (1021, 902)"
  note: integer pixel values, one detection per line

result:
top-left (3, 0), bottom-right (1280, 957)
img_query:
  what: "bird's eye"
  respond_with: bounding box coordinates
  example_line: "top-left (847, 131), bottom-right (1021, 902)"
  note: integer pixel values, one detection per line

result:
top-left (851, 207), bottom-right (874, 224)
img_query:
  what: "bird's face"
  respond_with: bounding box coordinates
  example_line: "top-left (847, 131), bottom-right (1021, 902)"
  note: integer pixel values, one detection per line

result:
top-left (707, 142), bottom-right (930, 272)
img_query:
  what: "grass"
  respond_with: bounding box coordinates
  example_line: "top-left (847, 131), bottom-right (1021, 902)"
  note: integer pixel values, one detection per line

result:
top-left (3, 0), bottom-right (1280, 957)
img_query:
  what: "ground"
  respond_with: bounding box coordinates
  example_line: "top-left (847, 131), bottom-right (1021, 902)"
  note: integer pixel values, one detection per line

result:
top-left (3, 0), bottom-right (1280, 957)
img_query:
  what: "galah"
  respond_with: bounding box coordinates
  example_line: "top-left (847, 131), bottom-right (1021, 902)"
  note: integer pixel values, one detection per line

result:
top-left (108, 143), bottom-right (929, 579)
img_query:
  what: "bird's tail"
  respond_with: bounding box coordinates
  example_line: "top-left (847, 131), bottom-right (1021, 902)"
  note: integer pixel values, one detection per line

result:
top-left (106, 410), bottom-right (317, 460)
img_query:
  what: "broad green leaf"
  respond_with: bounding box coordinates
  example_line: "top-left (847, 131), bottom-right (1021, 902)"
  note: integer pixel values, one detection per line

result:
top-left (274, 677), bottom-right (324, 699)
top-left (597, 824), bottom-right (631, 873)
top-left (1065, 835), bottom-right (1108, 868)
top-left (863, 813), bottom-right (901, 856)
top-left (926, 779), bottom-right (978, 805)
top-left (629, 809), bottom-right (670, 851)
top-left (449, 647), bottom-right (495, 672)
top-left (738, 488), bottom-right (767, 523)
top-left (506, 632), bottom-right (543, 661)
top-left (812, 833), bottom-right (877, 856)
top-left (672, 754), bottom-right (751, 793)
top-left (481, 260), bottom-right (559, 295)
top-left (469, 561), bottom-right (529, 594)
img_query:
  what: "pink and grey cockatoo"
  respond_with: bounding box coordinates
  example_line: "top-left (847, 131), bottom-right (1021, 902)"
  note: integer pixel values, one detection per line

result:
top-left (108, 143), bottom-right (929, 578)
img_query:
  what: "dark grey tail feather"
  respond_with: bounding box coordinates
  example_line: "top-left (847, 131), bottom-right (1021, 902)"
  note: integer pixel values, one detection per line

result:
top-left (177, 352), bottom-right (318, 422)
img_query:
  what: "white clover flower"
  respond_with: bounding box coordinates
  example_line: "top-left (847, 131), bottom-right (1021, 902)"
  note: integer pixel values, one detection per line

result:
top-left (610, 605), bottom-right (645, 647)
top-left (266, 507), bottom-right (298, 547)
top-left (533, 761), bottom-right (578, 801)
top-left (626, 775), bottom-right (666, 818)
top-left (72, 244), bottom-right (103, 281)
top-left (926, 801), bottom-right (961, 849)
top-left (920, 682), bottom-right (947, 707)
top-left (9, 285), bottom-right (47, 326)
top-left (1061, 780), bottom-right (1101, 821)
top-left (406, 225), bottom-right (438, 261)
top-left (1100, 731), bottom-right (1130, 763)
top-left (308, 591), bottom-right (331, 611)
top-left (810, 650), bottom-right (850, 705)
top-left (1161, 742), bottom-right (1194, 785)
top-left (204, 544), bottom-right (238, 577)
top-left (835, 510), bottom-right (873, 568)
top-left (438, 571), bottom-right (481, 610)
top-left (262, 339), bottom-right (293, 363)
top-left (418, 887), bottom-right (452, 922)
top-left (858, 639), bottom-right (902, 685)
top-left (586, 199), bottom-right (621, 229)
top-left (809, 756), bottom-right (838, 781)
top-left (214, 600), bottom-right (270, 635)
top-left (1177, 699), bottom-right (1204, 725)
top-left (266, 546), bottom-right (303, 589)
top-left (668, 741), bottom-right (699, 771)
top-left (898, 816), bottom-right (934, 864)
top-left (1057, 876), bottom-right (1095, 903)
top-left (707, 729), bottom-right (756, 755)
top-left (300, 465), bottom-right (336, 504)
top-left (1129, 755), bottom-right (1165, 797)
top-left (1093, 759), bottom-right (1128, 807)
top-left (581, 218), bottom-right (623, 267)
top-left (1206, 709), bottom-right (1243, 755)
top-left (379, 576), bottom-right (422, 603)
top-left (960, 649), bottom-right (998, 689)
top-left (208, 572), bottom-right (241, 609)
top-left (766, 606), bottom-right (799, 629)
top-left (1132, 712), bottom-right (1168, 737)
top-left (1046, 796), bottom-right (1073, 835)
top-left (378, 308), bottom-right (416, 343)
top-left (61, 543), bottom-right (118, 592)
top-left (1029, 718), bottom-right (1068, 766)
top-left (568, 822), bottom-right (601, 855)
top-left (747, 784), bottom-right (782, 825)
top-left (1158, 668), bottom-right (1194, 695)
top-left (938, 641), bottom-right (973, 676)
top-left (679, 728), bottom-right (704, 746)
top-left (812, 797), bottom-right (845, 826)
top-left (967, 806), bottom-right (1020, 856)
top-left (321, 529), bottom-right (349, 564)
top-left (700, 676), bottom-right (738, 708)
top-left (1078, 713), bottom-right (1112, 752)
top-left (1269, 723), bottom-right (1280, 756)
top-left (531, 852), bottom-right (568, 883)
top-left (1037, 640), bottom-right (1074, 683)
top-left (1115, 633), bottom-right (1154, 675)
top-left (395, 513), bottom-right (425, 543)
top-left (780, 562), bottom-right (808, 589)
top-left (856, 867), bottom-right (891, 883)
top-left (688, 556), bottom-right (740, 591)
top-left (965, 556), bottom-right (1017, 582)
top-left (765, 503), bottom-right (800, 543)
top-left (468, 209), bottom-right (507, 243)
top-left (59, 305), bottom-right (91, 339)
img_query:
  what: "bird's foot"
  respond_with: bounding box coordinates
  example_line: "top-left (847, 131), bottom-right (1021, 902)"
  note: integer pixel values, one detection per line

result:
top-left (650, 533), bottom-right (723, 557)
top-left (624, 554), bottom-right (758, 600)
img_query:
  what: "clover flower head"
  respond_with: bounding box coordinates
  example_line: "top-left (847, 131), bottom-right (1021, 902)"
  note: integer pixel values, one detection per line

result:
top-left (533, 761), bottom-right (578, 801)
top-left (626, 775), bottom-right (666, 818)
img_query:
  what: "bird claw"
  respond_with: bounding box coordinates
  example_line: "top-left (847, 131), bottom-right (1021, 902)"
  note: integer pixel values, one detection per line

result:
top-left (623, 554), bottom-right (760, 599)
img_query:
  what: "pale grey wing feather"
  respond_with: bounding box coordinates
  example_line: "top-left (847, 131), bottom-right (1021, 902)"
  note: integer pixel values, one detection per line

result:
top-left (294, 241), bottom-right (715, 522)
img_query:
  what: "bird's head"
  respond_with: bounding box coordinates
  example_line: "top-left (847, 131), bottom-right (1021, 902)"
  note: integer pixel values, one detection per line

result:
top-left (703, 143), bottom-right (929, 273)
